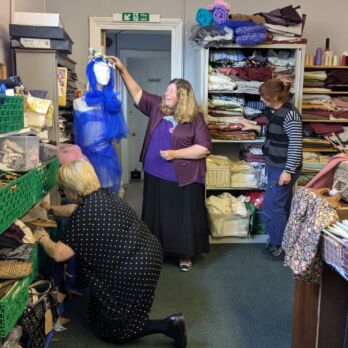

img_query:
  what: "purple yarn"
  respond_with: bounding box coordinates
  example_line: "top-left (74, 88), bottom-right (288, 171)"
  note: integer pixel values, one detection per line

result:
top-left (212, 4), bottom-right (228, 25)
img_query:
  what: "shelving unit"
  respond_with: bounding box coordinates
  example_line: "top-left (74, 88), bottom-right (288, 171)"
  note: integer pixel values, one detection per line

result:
top-left (202, 43), bottom-right (305, 242)
top-left (302, 64), bottom-right (348, 176)
top-left (13, 49), bottom-right (76, 144)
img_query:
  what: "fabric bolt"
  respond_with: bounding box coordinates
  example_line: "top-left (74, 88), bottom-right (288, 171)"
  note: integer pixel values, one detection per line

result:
top-left (263, 166), bottom-right (301, 247)
top-left (136, 91), bottom-right (211, 187)
top-left (229, 14), bottom-right (265, 24)
top-left (142, 172), bottom-right (209, 258)
top-left (209, 49), bottom-right (246, 63)
top-left (309, 123), bottom-right (344, 136)
top-left (325, 70), bottom-right (348, 88)
top-left (282, 187), bottom-right (338, 283)
top-left (245, 100), bottom-right (266, 111)
top-left (61, 188), bottom-right (163, 342)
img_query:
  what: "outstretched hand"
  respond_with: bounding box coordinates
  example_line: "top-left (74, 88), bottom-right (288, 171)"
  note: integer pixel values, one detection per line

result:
top-left (107, 56), bottom-right (125, 72)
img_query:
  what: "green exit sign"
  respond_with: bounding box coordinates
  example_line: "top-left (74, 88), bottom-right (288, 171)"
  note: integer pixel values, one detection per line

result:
top-left (122, 12), bottom-right (150, 22)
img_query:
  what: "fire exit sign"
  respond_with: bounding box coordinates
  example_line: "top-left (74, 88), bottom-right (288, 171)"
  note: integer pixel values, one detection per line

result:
top-left (122, 12), bottom-right (149, 22)
top-left (112, 13), bottom-right (160, 23)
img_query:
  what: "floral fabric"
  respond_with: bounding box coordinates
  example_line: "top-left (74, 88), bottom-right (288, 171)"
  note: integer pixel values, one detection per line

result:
top-left (282, 187), bottom-right (338, 283)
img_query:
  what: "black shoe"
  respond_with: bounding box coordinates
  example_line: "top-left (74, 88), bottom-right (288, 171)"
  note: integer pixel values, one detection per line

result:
top-left (167, 313), bottom-right (187, 348)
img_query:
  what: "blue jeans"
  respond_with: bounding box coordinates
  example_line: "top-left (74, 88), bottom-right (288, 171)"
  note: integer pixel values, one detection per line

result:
top-left (262, 166), bottom-right (301, 247)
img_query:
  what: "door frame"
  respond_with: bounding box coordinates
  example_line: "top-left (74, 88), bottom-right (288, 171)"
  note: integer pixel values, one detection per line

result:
top-left (89, 17), bottom-right (183, 79)
top-left (119, 49), bottom-right (171, 183)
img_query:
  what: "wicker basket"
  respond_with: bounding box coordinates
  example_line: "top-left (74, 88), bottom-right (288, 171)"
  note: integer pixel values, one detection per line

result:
top-left (206, 166), bottom-right (230, 188)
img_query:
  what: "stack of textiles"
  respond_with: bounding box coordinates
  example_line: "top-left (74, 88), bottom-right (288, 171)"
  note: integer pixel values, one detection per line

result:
top-left (242, 145), bottom-right (265, 163)
top-left (208, 95), bottom-right (256, 140)
top-left (208, 73), bottom-right (236, 91)
top-left (301, 95), bottom-right (335, 120)
top-left (209, 49), bottom-right (246, 68)
top-left (308, 123), bottom-right (344, 137)
top-left (255, 5), bottom-right (306, 43)
top-left (233, 24), bottom-right (267, 45)
top-left (267, 49), bottom-right (295, 87)
top-left (303, 71), bottom-right (327, 88)
top-left (230, 160), bottom-right (261, 188)
top-left (303, 138), bottom-right (333, 149)
top-left (325, 70), bottom-right (348, 91)
top-left (302, 151), bottom-right (331, 172)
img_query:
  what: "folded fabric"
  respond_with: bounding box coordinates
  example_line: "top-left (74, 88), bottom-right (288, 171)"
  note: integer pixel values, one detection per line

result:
top-left (196, 8), bottom-right (214, 27)
top-left (309, 123), bottom-right (344, 136)
top-left (235, 32), bottom-right (267, 45)
top-left (235, 24), bottom-right (266, 36)
top-left (0, 260), bottom-right (32, 279)
top-left (229, 14), bottom-right (265, 24)
top-left (0, 243), bottom-right (35, 261)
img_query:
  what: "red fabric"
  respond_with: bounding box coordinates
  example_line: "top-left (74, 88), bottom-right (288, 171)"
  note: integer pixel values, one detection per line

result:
top-left (217, 67), bottom-right (273, 82)
top-left (305, 153), bottom-right (348, 189)
top-left (309, 123), bottom-right (344, 136)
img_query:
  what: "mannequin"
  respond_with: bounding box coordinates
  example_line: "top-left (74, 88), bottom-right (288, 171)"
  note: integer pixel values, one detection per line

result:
top-left (73, 54), bottom-right (128, 192)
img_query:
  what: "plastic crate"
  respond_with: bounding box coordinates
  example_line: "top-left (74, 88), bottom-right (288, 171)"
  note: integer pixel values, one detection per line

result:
top-left (0, 277), bottom-right (29, 337)
top-left (0, 170), bottom-right (37, 234)
top-left (28, 244), bottom-right (38, 284)
top-left (33, 157), bottom-right (60, 201)
top-left (0, 95), bottom-right (24, 133)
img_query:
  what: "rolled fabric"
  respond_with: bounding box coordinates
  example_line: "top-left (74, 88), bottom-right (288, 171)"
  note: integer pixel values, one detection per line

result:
top-left (212, 4), bottom-right (229, 24)
top-left (235, 32), bottom-right (267, 45)
top-left (196, 8), bottom-right (214, 27)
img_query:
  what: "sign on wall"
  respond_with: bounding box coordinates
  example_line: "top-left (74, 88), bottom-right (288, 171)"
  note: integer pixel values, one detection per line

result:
top-left (112, 13), bottom-right (160, 23)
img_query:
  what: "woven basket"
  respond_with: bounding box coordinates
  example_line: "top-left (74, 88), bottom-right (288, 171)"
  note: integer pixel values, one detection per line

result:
top-left (206, 166), bottom-right (230, 188)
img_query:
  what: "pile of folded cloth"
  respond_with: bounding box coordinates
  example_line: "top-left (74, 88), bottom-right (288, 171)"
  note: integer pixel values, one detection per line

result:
top-left (302, 151), bottom-right (331, 172)
top-left (255, 5), bottom-right (306, 43)
top-left (192, 3), bottom-right (306, 47)
top-left (304, 70), bottom-right (348, 93)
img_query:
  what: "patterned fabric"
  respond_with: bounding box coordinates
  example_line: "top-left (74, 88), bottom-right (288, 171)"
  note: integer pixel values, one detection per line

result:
top-left (61, 189), bottom-right (163, 342)
top-left (282, 187), bottom-right (338, 283)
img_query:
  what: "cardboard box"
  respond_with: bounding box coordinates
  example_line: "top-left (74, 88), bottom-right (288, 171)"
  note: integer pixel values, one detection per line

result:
top-left (13, 12), bottom-right (61, 27)
top-left (11, 38), bottom-right (72, 54)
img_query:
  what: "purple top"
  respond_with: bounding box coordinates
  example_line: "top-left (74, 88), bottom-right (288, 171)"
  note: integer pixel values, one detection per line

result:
top-left (144, 116), bottom-right (177, 182)
top-left (136, 91), bottom-right (212, 187)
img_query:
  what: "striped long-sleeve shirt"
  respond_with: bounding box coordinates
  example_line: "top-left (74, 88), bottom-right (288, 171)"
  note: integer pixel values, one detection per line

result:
top-left (261, 105), bottom-right (302, 174)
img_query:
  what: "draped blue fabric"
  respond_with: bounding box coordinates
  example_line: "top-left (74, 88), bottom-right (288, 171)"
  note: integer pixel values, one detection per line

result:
top-left (74, 59), bottom-right (128, 192)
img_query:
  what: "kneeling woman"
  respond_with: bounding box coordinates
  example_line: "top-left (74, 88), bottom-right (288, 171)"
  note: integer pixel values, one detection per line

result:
top-left (35, 160), bottom-right (187, 347)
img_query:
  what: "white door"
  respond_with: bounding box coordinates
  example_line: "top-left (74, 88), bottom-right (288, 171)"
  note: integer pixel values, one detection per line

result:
top-left (120, 50), bottom-right (171, 182)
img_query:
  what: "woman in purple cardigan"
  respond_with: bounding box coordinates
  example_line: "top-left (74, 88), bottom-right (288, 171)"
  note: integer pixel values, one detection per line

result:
top-left (110, 56), bottom-right (211, 272)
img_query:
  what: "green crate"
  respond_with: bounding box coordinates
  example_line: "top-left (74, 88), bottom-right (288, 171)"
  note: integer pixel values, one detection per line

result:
top-left (0, 170), bottom-right (37, 234)
top-left (28, 244), bottom-right (38, 284)
top-left (33, 157), bottom-right (60, 201)
top-left (0, 95), bottom-right (24, 133)
top-left (0, 277), bottom-right (29, 337)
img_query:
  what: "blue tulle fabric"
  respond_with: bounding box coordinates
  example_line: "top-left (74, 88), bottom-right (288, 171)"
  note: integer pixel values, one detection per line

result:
top-left (74, 58), bottom-right (128, 192)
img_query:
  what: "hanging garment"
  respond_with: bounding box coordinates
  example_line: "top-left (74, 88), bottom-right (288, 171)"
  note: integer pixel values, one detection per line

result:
top-left (282, 187), bottom-right (338, 283)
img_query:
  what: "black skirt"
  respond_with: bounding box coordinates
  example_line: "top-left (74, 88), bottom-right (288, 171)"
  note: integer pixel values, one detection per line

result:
top-left (142, 172), bottom-right (210, 258)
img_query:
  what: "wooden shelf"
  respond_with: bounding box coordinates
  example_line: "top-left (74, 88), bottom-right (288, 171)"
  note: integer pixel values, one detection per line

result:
top-left (212, 138), bottom-right (265, 144)
top-left (206, 187), bottom-right (265, 191)
top-left (303, 91), bottom-right (348, 95)
top-left (302, 119), bottom-right (348, 123)
top-left (305, 65), bottom-right (348, 69)
top-left (303, 148), bottom-right (337, 152)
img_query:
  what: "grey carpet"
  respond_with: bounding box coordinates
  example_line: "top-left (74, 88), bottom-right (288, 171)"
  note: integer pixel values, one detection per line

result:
top-left (50, 245), bottom-right (293, 348)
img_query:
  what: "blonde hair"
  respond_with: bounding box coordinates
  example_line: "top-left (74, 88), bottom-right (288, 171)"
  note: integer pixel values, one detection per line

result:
top-left (57, 160), bottom-right (101, 197)
top-left (259, 78), bottom-right (291, 104)
top-left (160, 79), bottom-right (199, 123)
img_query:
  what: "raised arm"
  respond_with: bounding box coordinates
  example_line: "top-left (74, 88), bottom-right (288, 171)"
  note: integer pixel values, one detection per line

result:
top-left (108, 56), bottom-right (143, 105)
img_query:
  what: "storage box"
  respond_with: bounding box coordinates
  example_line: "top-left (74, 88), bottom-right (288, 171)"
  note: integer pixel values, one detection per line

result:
top-left (11, 38), bottom-right (72, 54)
top-left (39, 144), bottom-right (57, 161)
top-left (13, 12), bottom-right (62, 27)
top-left (208, 212), bottom-right (250, 237)
top-left (206, 166), bottom-right (230, 188)
top-left (0, 135), bottom-right (39, 171)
